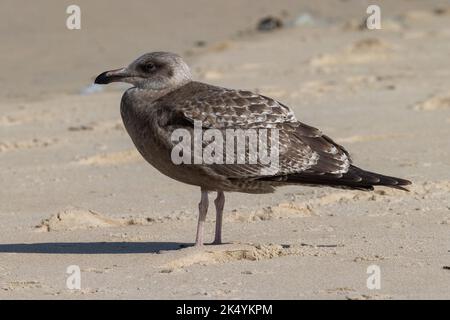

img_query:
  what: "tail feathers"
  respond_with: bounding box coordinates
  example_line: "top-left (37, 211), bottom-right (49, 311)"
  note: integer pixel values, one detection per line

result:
top-left (280, 165), bottom-right (412, 191)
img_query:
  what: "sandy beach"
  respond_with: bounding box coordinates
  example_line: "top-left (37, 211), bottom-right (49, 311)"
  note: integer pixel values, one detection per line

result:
top-left (1, 0), bottom-right (449, 299)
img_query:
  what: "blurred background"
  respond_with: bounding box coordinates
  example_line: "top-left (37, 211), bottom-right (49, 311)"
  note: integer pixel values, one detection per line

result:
top-left (1, 0), bottom-right (448, 100)
top-left (1, 0), bottom-right (450, 299)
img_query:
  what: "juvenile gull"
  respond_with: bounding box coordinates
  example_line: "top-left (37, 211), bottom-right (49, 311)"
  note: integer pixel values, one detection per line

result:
top-left (95, 52), bottom-right (411, 246)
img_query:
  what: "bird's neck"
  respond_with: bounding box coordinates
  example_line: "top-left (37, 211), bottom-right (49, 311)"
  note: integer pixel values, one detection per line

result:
top-left (129, 80), bottom-right (190, 102)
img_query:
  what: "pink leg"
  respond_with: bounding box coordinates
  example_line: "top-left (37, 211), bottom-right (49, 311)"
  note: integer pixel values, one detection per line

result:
top-left (212, 191), bottom-right (225, 245)
top-left (195, 189), bottom-right (209, 246)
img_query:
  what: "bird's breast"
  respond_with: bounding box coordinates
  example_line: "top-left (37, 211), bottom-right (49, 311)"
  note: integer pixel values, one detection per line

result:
top-left (119, 91), bottom-right (207, 187)
top-left (120, 100), bottom-right (166, 166)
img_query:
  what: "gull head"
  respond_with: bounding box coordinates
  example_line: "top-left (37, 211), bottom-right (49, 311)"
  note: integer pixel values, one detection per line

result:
top-left (94, 52), bottom-right (192, 90)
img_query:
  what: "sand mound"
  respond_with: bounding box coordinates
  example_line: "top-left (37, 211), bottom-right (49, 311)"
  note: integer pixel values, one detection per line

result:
top-left (414, 94), bottom-right (450, 111)
top-left (162, 243), bottom-right (338, 271)
top-left (35, 207), bottom-right (189, 232)
top-left (227, 187), bottom-right (413, 224)
top-left (35, 208), bottom-right (124, 232)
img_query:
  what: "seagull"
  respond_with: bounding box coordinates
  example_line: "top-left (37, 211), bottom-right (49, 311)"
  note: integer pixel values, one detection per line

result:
top-left (95, 52), bottom-right (411, 246)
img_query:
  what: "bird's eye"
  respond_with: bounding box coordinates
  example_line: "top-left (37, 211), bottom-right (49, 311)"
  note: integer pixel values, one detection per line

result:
top-left (143, 63), bottom-right (157, 72)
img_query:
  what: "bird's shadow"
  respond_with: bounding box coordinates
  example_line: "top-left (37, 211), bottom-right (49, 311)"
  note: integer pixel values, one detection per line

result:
top-left (0, 242), bottom-right (191, 254)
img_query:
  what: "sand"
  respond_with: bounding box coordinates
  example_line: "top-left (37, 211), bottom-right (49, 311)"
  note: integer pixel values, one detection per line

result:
top-left (1, 0), bottom-right (449, 299)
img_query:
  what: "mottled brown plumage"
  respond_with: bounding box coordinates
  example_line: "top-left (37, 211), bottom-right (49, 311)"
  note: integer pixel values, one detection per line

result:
top-left (95, 52), bottom-right (411, 246)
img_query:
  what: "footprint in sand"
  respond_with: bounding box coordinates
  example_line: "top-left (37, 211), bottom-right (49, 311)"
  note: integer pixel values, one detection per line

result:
top-left (258, 86), bottom-right (288, 99)
top-left (299, 80), bottom-right (337, 96)
top-left (343, 17), bottom-right (403, 32)
top-left (335, 133), bottom-right (405, 144)
top-left (68, 120), bottom-right (123, 133)
top-left (229, 202), bottom-right (313, 222)
top-left (35, 207), bottom-right (188, 232)
top-left (75, 149), bottom-right (141, 166)
top-left (412, 181), bottom-right (450, 198)
top-left (3, 280), bottom-right (48, 291)
top-left (0, 138), bottom-right (59, 153)
top-left (0, 109), bottom-right (54, 127)
top-left (400, 9), bottom-right (442, 24)
top-left (228, 188), bottom-right (409, 223)
top-left (353, 255), bottom-right (386, 263)
top-left (185, 40), bottom-right (233, 57)
top-left (310, 38), bottom-right (392, 67)
top-left (346, 293), bottom-right (393, 300)
top-left (201, 70), bottom-right (226, 80)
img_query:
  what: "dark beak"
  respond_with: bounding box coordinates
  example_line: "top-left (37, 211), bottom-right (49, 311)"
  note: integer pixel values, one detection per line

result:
top-left (94, 68), bottom-right (128, 84)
